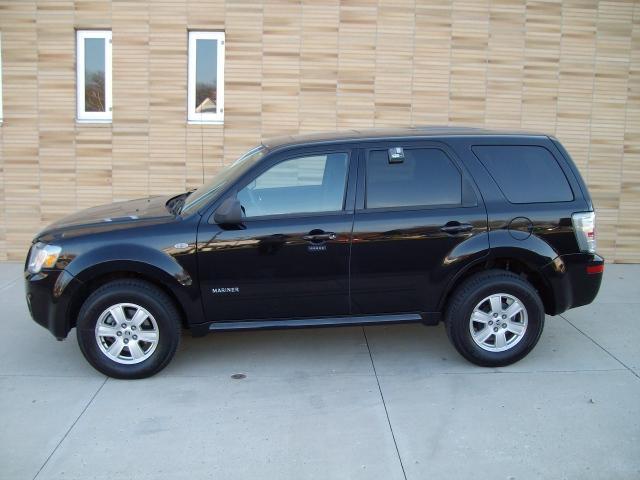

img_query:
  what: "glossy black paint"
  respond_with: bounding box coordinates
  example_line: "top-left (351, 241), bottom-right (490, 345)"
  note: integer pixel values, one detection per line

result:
top-left (350, 140), bottom-right (490, 314)
top-left (197, 214), bottom-right (353, 320)
top-left (24, 127), bottom-right (603, 340)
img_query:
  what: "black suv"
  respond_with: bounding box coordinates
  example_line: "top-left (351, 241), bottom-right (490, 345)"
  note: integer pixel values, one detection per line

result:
top-left (25, 127), bottom-right (604, 379)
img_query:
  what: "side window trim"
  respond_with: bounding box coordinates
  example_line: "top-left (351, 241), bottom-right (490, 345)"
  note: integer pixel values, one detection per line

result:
top-left (358, 144), bottom-right (476, 213)
top-left (234, 149), bottom-right (353, 221)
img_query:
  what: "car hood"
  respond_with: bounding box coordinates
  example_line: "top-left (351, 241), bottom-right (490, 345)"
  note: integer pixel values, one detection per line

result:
top-left (36, 195), bottom-right (176, 240)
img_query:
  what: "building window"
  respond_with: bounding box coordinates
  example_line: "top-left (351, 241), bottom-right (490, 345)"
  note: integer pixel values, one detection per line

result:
top-left (188, 31), bottom-right (225, 124)
top-left (76, 30), bottom-right (112, 122)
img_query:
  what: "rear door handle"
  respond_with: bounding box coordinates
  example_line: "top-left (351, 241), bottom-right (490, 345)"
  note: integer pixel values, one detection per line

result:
top-left (440, 222), bottom-right (473, 234)
top-left (303, 232), bottom-right (337, 243)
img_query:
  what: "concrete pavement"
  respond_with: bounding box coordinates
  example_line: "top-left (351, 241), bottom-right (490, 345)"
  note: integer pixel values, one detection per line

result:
top-left (1, 263), bottom-right (639, 479)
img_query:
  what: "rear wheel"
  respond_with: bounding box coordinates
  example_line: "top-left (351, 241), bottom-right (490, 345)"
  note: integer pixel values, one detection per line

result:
top-left (77, 279), bottom-right (181, 379)
top-left (445, 270), bottom-right (545, 367)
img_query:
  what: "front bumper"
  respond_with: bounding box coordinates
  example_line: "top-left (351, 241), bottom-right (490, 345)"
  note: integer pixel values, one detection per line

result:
top-left (25, 269), bottom-right (83, 339)
top-left (541, 253), bottom-right (604, 315)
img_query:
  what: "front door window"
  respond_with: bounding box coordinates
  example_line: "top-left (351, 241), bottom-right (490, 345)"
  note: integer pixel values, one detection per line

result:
top-left (237, 153), bottom-right (349, 218)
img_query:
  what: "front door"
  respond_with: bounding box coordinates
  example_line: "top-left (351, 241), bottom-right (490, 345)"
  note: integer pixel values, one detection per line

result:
top-left (197, 148), bottom-right (356, 322)
top-left (350, 142), bottom-right (489, 315)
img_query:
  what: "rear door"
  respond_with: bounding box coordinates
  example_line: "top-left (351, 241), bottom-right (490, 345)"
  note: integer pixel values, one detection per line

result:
top-left (350, 141), bottom-right (489, 316)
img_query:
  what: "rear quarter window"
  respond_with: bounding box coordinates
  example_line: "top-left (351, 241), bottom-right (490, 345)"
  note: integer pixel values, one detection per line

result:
top-left (472, 145), bottom-right (574, 204)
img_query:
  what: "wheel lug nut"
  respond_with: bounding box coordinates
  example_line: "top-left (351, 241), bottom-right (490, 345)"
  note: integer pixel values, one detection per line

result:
top-left (502, 323), bottom-right (507, 328)
top-left (132, 335), bottom-right (137, 340)
top-left (116, 331), bottom-right (122, 336)
top-left (489, 321), bottom-right (493, 325)
top-left (124, 338), bottom-right (129, 344)
top-left (121, 323), bottom-right (127, 328)
top-left (493, 313), bottom-right (498, 318)
top-left (131, 326), bottom-right (136, 330)
top-left (502, 315), bottom-right (506, 319)
top-left (493, 327), bottom-right (498, 332)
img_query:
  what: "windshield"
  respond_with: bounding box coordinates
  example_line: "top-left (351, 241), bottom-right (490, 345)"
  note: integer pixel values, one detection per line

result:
top-left (180, 146), bottom-right (266, 215)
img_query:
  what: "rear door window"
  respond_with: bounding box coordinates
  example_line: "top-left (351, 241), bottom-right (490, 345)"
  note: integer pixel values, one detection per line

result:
top-left (472, 145), bottom-right (573, 203)
top-left (365, 148), bottom-right (462, 209)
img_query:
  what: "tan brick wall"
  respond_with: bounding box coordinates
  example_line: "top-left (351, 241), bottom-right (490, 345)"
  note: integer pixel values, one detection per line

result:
top-left (0, 0), bottom-right (638, 261)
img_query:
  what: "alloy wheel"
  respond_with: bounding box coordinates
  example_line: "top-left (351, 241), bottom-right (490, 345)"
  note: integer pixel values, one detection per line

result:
top-left (469, 293), bottom-right (528, 352)
top-left (94, 303), bottom-right (160, 364)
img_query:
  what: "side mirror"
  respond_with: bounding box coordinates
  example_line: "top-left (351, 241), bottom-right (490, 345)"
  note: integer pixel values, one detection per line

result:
top-left (214, 197), bottom-right (244, 225)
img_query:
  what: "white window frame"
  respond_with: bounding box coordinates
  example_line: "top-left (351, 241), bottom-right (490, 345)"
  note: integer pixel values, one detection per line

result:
top-left (76, 30), bottom-right (112, 123)
top-left (187, 31), bottom-right (225, 124)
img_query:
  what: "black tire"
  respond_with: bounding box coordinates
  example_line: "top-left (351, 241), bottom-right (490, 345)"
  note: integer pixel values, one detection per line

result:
top-left (445, 270), bottom-right (545, 367)
top-left (76, 279), bottom-right (181, 379)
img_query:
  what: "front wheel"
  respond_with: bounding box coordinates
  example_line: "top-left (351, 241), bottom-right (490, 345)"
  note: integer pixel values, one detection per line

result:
top-left (76, 280), bottom-right (181, 379)
top-left (445, 270), bottom-right (545, 367)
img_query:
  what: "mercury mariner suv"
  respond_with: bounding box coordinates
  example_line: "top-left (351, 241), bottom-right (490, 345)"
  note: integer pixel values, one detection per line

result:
top-left (25, 127), bottom-right (604, 379)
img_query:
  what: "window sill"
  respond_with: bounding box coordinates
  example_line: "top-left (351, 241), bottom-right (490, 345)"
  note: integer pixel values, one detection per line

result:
top-left (187, 119), bottom-right (224, 125)
top-left (76, 118), bottom-right (112, 124)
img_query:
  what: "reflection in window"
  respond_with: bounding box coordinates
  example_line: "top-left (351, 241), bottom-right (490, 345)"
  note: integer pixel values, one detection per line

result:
top-left (76, 30), bottom-right (112, 122)
top-left (188, 32), bottom-right (225, 123)
top-left (84, 38), bottom-right (106, 112)
top-left (366, 148), bottom-right (462, 209)
top-left (195, 40), bottom-right (217, 113)
top-left (255, 155), bottom-right (327, 189)
top-left (237, 153), bottom-right (349, 218)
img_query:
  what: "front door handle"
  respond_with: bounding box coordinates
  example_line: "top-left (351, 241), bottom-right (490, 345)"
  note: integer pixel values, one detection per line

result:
top-left (440, 222), bottom-right (473, 234)
top-left (303, 231), bottom-right (337, 243)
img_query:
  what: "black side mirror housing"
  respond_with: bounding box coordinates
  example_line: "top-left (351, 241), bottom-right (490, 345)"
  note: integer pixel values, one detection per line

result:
top-left (214, 197), bottom-right (244, 225)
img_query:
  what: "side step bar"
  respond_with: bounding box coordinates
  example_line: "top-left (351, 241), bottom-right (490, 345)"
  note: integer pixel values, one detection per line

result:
top-left (208, 313), bottom-right (428, 331)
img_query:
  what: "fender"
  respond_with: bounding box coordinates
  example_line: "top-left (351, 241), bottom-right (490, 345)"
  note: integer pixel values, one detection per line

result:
top-left (487, 230), bottom-right (560, 269)
top-left (437, 230), bottom-right (560, 312)
top-left (436, 232), bottom-right (491, 312)
top-left (65, 243), bottom-right (206, 326)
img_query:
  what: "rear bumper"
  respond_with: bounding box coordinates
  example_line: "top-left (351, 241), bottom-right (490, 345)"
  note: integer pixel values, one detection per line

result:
top-left (25, 269), bottom-right (83, 339)
top-left (541, 253), bottom-right (604, 315)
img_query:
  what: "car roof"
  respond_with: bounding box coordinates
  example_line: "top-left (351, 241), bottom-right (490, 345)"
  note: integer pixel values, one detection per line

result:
top-left (262, 126), bottom-right (550, 150)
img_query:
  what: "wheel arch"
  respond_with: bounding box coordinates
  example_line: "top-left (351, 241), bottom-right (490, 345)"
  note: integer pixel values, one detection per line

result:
top-left (68, 269), bottom-right (194, 332)
top-left (439, 249), bottom-right (557, 316)
top-left (65, 247), bottom-right (205, 332)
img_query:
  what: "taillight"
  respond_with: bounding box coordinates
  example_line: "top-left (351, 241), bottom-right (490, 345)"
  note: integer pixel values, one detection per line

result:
top-left (571, 211), bottom-right (597, 253)
top-left (586, 264), bottom-right (604, 274)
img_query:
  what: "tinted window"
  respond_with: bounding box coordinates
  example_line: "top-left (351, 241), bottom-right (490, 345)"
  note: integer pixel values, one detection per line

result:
top-left (365, 148), bottom-right (462, 209)
top-left (473, 145), bottom-right (573, 203)
top-left (238, 153), bottom-right (349, 217)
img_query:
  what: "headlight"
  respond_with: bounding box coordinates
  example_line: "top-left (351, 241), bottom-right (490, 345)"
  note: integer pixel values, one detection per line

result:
top-left (27, 242), bottom-right (62, 274)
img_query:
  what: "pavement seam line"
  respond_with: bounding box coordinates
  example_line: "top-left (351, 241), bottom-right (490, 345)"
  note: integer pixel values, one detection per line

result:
top-left (32, 376), bottom-right (109, 480)
top-left (559, 314), bottom-right (640, 381)
top-left (362, 327), bottom-right (409, 480)
top-left (0, 277), bottom-right (20, 292)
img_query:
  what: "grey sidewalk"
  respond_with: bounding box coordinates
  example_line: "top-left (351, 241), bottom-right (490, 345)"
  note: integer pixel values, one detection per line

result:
top-left (1, 262), bottom-right (639, 480)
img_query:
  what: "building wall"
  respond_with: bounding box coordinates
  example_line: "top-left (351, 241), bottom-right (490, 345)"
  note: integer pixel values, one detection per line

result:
top-left (0, 0), bottom-right (638, 261)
